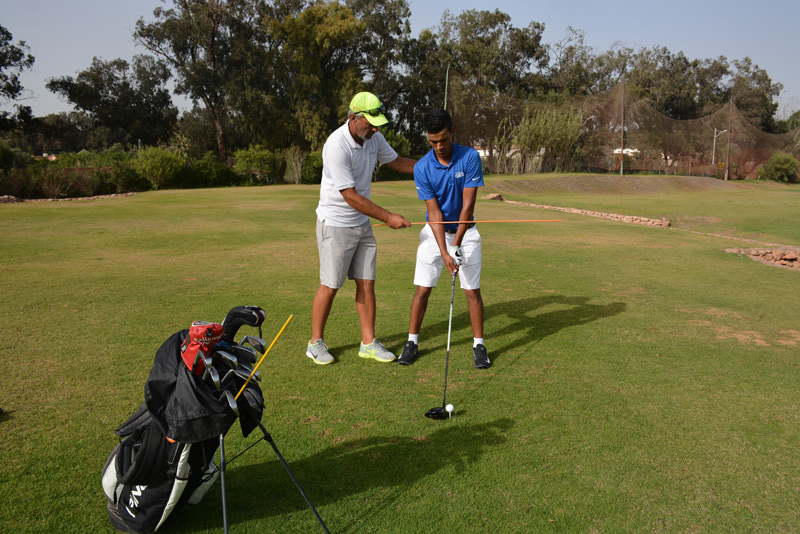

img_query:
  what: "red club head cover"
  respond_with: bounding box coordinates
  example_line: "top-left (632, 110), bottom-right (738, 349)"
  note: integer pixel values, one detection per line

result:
top-left (180, 321), bottom-right (225, 375)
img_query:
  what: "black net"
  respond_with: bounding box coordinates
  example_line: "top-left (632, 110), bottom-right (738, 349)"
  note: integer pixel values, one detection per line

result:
top-left (447, 73), bottom-right (800, 178)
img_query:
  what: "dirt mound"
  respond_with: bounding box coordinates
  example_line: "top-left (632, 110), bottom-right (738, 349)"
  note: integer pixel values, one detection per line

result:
top-left (489, 174), bottom-right (745, 196)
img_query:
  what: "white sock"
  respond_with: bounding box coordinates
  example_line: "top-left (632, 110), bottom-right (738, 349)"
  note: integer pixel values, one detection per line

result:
top-left (473, 337), bottom-right (484, 348)
top-left (408, 334), bottom-right (419, 344)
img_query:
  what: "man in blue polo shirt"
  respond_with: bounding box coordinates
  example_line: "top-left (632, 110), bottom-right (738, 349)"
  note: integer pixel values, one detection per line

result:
top-left (398, 108), bottom-right (490, 369)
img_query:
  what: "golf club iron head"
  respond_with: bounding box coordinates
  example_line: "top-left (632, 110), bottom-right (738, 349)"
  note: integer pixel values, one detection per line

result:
top-left (214, 350), bottom-right (238, 370)
top-left (425, 406), bottom-right (447, 420)
top-left (220, 390), bottom-right (239, 416)
top-left (242, 388), bottom-right (264, 411)
top-left (240, 335), bottom-right (267, 354)
top-left (228, 344), bottom-right (257, 365)
top-left (204, 365), bottom-right (221, 390)
top-left (237, 364), bottom-right (260, 382)
top-left (220, 368), bottom-right (237, 385)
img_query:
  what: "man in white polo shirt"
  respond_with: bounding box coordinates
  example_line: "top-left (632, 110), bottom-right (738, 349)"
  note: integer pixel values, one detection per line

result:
top-left (306, 92), bottom-right (416, 365)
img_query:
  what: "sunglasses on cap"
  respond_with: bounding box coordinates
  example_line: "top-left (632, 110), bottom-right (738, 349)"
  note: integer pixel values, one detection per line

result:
top-left (354, 106), bottom-right (386, 117)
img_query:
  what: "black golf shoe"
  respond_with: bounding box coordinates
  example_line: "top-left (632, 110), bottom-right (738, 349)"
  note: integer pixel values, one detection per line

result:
top-left (397, 340), bottom-right (418, 365)
top-left (473, 344), bottom-right (491, 369)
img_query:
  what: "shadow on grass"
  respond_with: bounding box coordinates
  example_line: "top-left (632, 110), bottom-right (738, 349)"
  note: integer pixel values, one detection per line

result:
top-left (165, 418), bottom-right (514, 532)
top-left (379, 295), bottom-right (626, 364)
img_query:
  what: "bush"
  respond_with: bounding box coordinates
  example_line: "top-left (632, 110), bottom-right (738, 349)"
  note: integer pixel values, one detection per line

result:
top-left (136, 147), bottom-right (187, 190)
top-left (191, 152), bottom-right (238, 188)
top-left (232, 145), bottom-right (284, 184)
top-left (760, 152), bottom-right (800, 183)
top-left (109, 162), bottom-right (149, 193)
top-left (301, 151), bottom-right (323, 184)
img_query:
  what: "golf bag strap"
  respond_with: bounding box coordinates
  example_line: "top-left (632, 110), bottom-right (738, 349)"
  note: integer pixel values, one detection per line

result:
top-left (115, 402), bottom-right (152, 438)
top-left (117, 420), bottom-right (168, 485)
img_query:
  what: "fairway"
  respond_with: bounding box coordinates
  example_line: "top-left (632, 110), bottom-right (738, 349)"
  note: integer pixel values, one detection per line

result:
top-left (1, 175), bottom-right (800, 533)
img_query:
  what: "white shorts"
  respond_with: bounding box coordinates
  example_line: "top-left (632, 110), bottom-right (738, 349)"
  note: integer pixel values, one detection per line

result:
top-left (413, 224), bottom-right (481, 290)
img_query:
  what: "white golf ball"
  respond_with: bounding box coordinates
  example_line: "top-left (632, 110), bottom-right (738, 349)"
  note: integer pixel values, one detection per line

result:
top-left (445, 403), bottom-right (454, 413)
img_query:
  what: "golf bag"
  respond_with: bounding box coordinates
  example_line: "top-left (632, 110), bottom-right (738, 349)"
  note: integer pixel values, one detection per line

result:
top-left (102, 306), bottom-right (266, 534)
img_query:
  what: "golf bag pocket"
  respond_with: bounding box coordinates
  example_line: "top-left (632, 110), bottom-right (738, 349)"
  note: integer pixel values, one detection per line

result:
top-left (102, 420), bottom-right (195, 534)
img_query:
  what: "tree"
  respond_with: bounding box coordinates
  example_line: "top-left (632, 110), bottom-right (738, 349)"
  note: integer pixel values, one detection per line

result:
top-left (135, 0), bottom-right (268, 160)
top-left (727, 57), bottom-right (783, 132)
top-left (47, 55), bottom-right (177, 147)
top-left (264, 0), bottom-right (365, 150)
top-left (0, 24), bottom-right (35, 131)
top-left (546, 27), bottom-right (595, 97)
top-left (437, 9), bottom-right (547, 97)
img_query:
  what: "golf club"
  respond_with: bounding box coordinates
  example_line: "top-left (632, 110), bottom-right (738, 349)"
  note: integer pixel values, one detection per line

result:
top-left (228, 344), bottom-right (258, 365)
top-left (204, 364), bottom-right (221, 390)
top-left (220, 368), bottom-right (237, 385)
top-left (425, 271), bottom-right (457, 420)
top-left (240, 335), bottom-right (267, 355)
top-left (237, 364), bottom-right (260, 382)
top-left (214, 350), bottom-right (238, 370)
top-left (219, 390), bottom-right (239, 417)
top-left (242, 388), bottom-right (263, 412)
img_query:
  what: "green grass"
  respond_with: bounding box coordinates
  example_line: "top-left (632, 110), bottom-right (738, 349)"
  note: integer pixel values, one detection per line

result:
top-left (1, 175), bottom-right (799, 533)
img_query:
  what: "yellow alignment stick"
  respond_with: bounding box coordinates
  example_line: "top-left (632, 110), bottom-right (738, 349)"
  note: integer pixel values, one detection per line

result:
top-left (374, 219), bottom-right (561, 227)
top-left (235, 314), bottom-right (293, 401)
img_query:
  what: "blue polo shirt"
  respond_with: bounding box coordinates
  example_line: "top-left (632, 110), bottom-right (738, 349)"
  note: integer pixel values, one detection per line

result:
top-left (414, 143), bottom-right (484, 231)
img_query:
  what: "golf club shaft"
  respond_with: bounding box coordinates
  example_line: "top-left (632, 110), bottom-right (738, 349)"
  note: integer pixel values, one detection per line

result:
top-left (235, 314), bottom-right (293, 401)
top-left (442, 272), bottom-right (456, 407)
top-left (257, 422), bottom-right (331, 534)
top-left (374, 219), bottom-right (561, 227)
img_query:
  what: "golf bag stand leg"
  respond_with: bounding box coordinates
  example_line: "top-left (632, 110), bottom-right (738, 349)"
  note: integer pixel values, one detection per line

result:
top-left (219, 434), bottom-right (229, 534)
top-left (257, 422), bottom-right (330, 534)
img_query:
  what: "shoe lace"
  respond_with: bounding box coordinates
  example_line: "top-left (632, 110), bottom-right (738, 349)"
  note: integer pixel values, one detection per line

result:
top-left (314, 339), bottom-right (328, 351)
top-left (372, 340), bottom-right (386, 351)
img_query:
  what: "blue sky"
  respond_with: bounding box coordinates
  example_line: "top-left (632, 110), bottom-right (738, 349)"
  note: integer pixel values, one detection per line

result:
top-left (4, 0), bottom-right (799, 118)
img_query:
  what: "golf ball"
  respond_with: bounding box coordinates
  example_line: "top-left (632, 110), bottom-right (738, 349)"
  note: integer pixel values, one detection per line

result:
top-left (445, 404), bottom-right (454, 413)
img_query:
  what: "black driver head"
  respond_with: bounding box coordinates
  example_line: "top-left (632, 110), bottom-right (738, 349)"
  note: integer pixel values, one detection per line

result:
top-left (425, 406), bottom-right (446, 420)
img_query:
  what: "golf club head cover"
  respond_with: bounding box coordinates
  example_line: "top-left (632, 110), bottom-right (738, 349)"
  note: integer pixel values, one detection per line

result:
top-left (221, 305), bottom-right (266, 343)
top-left (180, 321), bottom-right (225, 375)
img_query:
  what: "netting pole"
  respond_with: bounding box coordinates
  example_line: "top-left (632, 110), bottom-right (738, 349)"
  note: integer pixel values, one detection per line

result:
top-left (725, 98), bottom-right (732, 180)
top-left (620, 80), bottom-right (625, 176)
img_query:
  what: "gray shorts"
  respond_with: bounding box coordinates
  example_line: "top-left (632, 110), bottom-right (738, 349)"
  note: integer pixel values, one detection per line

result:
top-left (316, 219), bottom-right (377, 289)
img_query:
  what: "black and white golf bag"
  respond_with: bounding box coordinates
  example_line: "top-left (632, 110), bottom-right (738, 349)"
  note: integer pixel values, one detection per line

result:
top-left (102, 306), bottom-right (266, 534)
top-left (101, 404), bottom-right (221, 534)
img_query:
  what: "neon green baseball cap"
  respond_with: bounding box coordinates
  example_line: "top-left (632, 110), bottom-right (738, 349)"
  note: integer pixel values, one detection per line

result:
top-left (349, 92), bottom-right (388, 126)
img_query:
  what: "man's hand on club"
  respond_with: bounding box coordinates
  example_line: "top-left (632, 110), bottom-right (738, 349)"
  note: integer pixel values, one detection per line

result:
top-left (386, 213), bottom-right (411, 229)
top-left (448, 245), bottom-right (463, 266)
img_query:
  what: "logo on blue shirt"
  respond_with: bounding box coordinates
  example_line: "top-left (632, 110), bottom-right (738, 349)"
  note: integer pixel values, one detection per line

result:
top-left (455, 171), bottom-right (465, 179)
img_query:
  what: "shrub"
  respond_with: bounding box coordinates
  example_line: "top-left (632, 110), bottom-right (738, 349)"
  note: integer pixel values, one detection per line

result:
top-left (136, 147), bottom-right (187, 190)
top-left (109, 162), bottom-right (149, 193)
top-left (232, 145), bottom-right (284, 184)
top-left (191, 152), bottom-right (238, 188)
top-left (760, 152), bottom-right (800, 183)
top-left (301, 151), bottom-right (323, 184)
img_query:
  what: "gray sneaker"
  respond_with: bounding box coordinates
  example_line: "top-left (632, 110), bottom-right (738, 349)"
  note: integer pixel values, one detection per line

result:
top-left (306, 339), bottom-right (334, 365)
top-left (358, 339), bottom-right (396, 362)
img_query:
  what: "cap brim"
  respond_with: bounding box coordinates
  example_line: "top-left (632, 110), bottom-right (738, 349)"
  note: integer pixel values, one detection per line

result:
top-left (364, 113), bottom-right (388, 127)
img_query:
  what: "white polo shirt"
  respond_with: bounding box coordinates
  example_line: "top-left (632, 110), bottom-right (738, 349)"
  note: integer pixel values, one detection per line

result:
top-left (316, 122), bottom-right (398, 227)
